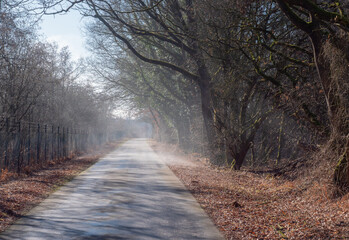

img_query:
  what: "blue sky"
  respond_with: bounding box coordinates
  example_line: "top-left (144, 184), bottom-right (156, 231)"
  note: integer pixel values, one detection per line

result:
top-left (39, 9), bottom-right (88, 61)
top-left (39, 10), bottom-right (131, 117)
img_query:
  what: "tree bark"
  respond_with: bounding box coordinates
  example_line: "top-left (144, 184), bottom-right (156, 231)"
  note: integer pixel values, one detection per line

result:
top-left (276, 0), bottom-right (349, 190)
top-left (197, 67), bottom-right (225, 165)
top-left (227, 141), bottom-right (251, 170)
top-left (174, 116), bottom-right (192, 152)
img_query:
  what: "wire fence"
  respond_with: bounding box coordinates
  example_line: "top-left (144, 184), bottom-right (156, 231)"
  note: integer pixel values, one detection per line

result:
top-left (0, 118), bottom-right (109, 173)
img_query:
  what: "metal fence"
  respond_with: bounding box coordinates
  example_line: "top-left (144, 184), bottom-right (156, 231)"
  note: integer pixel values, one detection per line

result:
top-left (0, 119), bottom-right (107, 173)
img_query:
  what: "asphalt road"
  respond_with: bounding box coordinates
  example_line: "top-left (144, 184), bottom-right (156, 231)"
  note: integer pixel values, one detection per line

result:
top-left (0, 139), bottom-right (223, 240)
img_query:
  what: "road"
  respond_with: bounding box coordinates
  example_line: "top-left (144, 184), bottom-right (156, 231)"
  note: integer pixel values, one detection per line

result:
top-left (0, 139), bottom-right (223, 240)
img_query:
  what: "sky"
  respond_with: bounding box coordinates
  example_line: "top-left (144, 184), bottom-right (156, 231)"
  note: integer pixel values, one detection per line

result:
top-left (39, 10), bottom-right (132, 118)
top-left (39, 10), bottom-right (88, 61)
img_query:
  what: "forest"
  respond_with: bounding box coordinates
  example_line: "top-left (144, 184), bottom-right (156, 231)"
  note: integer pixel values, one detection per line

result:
top-left (63, 0), bottom-right (349, 195)
top-left (0, 1), bottom-right (126, 172)
top-left (1, 0), bottom-right (349, 239)
top-left (1, 0), bottom-right (347, 192)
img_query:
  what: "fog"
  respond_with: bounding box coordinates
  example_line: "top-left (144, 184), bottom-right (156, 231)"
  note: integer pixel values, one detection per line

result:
top-left (2, 0), bottom-right (349, 189)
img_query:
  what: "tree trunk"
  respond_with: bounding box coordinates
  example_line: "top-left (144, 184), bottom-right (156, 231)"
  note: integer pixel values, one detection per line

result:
top-left (276, 0), bottom-right (349, 190)
top-left (225, 137), bottom-right (234, 166)
top-left (197, 69), bottom-right (225, 165)
top-left (174, 116), bottom-right (192, 152)
top-left (228, 142), bottom-right (250, 170)
top-left (234, 149), bottom-right (249, 170)
top-left (310, 32), bottom-right (349, 190)
top-left (225, 135), bottom-right (251, 170)
top-left (309, 31), bottom-right (333, 121)
top-left (149, 108), bottom-right (162, 142)
top-left (333, 141), bottom-right (349, 191)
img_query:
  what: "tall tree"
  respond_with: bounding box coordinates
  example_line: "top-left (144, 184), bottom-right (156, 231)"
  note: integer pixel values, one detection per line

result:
top-left (274, 0), bottom-right (349, 191)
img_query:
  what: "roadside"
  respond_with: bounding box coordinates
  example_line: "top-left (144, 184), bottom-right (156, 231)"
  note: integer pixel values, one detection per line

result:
top-left (1, 139), bottom-right (223, 240)
top-left (0, 140), bottom-right (125, 232)
top-left (151, 141), bottom-right (349, 239)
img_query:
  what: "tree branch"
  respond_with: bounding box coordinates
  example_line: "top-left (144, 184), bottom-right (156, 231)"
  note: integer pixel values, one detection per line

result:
top-left (91, 6), bottom-right (199, 82)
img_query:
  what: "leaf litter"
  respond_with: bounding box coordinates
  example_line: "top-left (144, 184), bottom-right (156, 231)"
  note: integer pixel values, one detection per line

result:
top-left (0, 141), bottom-right (123, 232)
top-left (152, 141), bottom-right (349, 240)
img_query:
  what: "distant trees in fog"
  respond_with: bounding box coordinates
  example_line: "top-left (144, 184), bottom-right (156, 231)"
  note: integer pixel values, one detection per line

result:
top-left (0, 7), bottom-right (113, 133)
top-left (37, 0), bottom-right (349, 192)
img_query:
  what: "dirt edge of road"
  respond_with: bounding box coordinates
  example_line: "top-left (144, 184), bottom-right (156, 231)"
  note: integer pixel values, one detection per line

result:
top-left (150, 140), bottom-right (349, 240)
top-left (0, 140), bottom-right (125, 232)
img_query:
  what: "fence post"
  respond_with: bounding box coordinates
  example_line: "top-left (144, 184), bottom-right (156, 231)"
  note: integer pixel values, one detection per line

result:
top-left (62, 127), bottom-right (65, 158)
top-left (51, 125), bottom-right (54, 161)
top-left (78, 129), bottom-right (81, 152)
top-left (77, 129), bottom-right (80, 152)
top-left (27, 123), bottom-right (31, 165)
top-left (66, 127), bottom-right (69, 157)
top-left (57, 126), bottom-right (60, 160)
top-left (74, 129), bottom-right (77, 153)
top-left (0, 121), bottom-right (102, 172)
top-left (4, 118), bottom-right (9, 169)
top-left (17, 121), bottom-right (21, 174)
top-left (44, 125), bottom-right (47, 163)
top-left (36, 123), bottom-right (40, 164)
top-left (74, 128), bottom-right (78, 152)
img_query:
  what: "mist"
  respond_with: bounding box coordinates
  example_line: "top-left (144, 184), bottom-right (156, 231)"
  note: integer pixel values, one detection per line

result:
top-left (1, 0), bottom-right (349, 192)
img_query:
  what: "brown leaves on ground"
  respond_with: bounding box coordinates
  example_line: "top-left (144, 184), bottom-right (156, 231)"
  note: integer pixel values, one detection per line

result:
top-left (0, 141), bottom-right (123, 232)
top-left (152, 142), bottom-right (349, 240)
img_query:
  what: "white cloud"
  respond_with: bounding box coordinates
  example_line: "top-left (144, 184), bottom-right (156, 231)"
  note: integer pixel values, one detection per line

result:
top-left (40, 9), bottom-right (88, 62)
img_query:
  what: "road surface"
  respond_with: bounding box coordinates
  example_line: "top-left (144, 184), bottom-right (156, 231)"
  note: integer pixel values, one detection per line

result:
top-left (0, 139), bottom-right (223, 240)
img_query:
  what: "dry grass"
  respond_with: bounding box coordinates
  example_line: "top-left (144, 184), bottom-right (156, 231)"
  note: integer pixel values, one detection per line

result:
top-left (152, 141), bottom-right (349, 239)
top-left (0, 141), bottom-right (124, 232)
